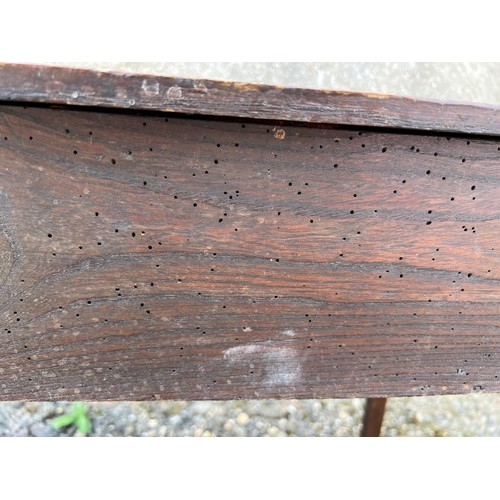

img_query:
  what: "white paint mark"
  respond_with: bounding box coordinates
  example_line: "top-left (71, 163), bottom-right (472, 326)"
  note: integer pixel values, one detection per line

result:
top-left (265, 349), bottom-right (301, 385)
top-left (243, 327), bottom-right (253, 332)
top-left (224, 345), bottom-right (261, 358)
top-left (223, 342), bottom-right (302, 386)
top-left (141, 79), bottom-right (160, 97)
top-left (194, 83), bottom-right (208, 93)
top-left (281, 329), bottom-right (295, 337)
top-left (167, 86), bottom-right (183, 99)
top-left (71, 91), bottom-right (79, 99)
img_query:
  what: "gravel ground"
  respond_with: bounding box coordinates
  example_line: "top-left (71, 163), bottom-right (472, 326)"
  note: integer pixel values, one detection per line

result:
top-left (1, 395), bottom-right (499, 437)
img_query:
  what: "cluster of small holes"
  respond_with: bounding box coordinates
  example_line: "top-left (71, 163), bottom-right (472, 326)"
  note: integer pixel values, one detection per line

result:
top-left (7, 117), bottom-right (496, 393)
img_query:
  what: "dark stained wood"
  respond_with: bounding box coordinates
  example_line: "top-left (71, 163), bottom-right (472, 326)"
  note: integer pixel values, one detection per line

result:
top-left (0, 103), bottom-right (499, 402)
top-left (361, 398), bottom-right (387, 437)
top-left (1, 63), bottom-right (500, 136)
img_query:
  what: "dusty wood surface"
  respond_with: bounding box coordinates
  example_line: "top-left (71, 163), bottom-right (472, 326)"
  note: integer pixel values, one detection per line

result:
top-left (1, 63), bottom-right (500, 136)
top-left (0, 104), bottom-right (499, 401)
top-left (361, 398), bottom-right (387, 437)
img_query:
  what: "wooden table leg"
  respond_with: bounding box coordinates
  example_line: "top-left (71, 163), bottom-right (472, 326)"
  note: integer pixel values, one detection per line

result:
top-left (361, 398), bottom-right (387, 437)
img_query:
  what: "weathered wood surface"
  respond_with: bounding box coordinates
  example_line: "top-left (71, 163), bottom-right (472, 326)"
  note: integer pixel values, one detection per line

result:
top-left (1, 63), bottom-right (500, 136)
top-left (0, 104), bottom-right (499, 401)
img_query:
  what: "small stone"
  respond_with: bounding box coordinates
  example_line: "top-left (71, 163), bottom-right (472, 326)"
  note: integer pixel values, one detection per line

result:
top-left (267, 426), bottom-right (280, 436)
top-left (169, 415), bottom-right (182, 426)
top-left (236, 412), bottom-right (249, 425)
top-left (25, 403), bottom-right (38, 413)
top-left (278, 418), bottom-right (287, 428)
top-left (148, 418), bottom-right (158, 428)
top-left (159, 425), bottom-right (168, 436)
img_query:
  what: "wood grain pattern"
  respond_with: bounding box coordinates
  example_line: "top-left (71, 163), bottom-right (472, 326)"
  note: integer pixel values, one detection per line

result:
top-left (0, 104), bottom-right (499, 401)
top-left (1, 63), bottom-right (500, 136)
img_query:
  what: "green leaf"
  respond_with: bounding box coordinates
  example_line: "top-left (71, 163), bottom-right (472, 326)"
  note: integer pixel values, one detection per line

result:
top-left (52, 414), bottom-right (76, 429)
top-left (72, 402), bottom-right (88, 414)
top-left (75, 414), bottom-right (92, 436)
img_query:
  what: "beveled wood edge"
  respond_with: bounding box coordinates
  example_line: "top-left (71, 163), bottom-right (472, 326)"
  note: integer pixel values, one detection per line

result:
top-left (0, 63), bottom-right (500, 136)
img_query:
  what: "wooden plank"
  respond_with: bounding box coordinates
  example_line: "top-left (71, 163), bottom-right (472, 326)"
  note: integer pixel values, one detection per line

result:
top-left (0, 104), bottom-right (499, 401)
top-left (0, 63), bottom-right (499, 136)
